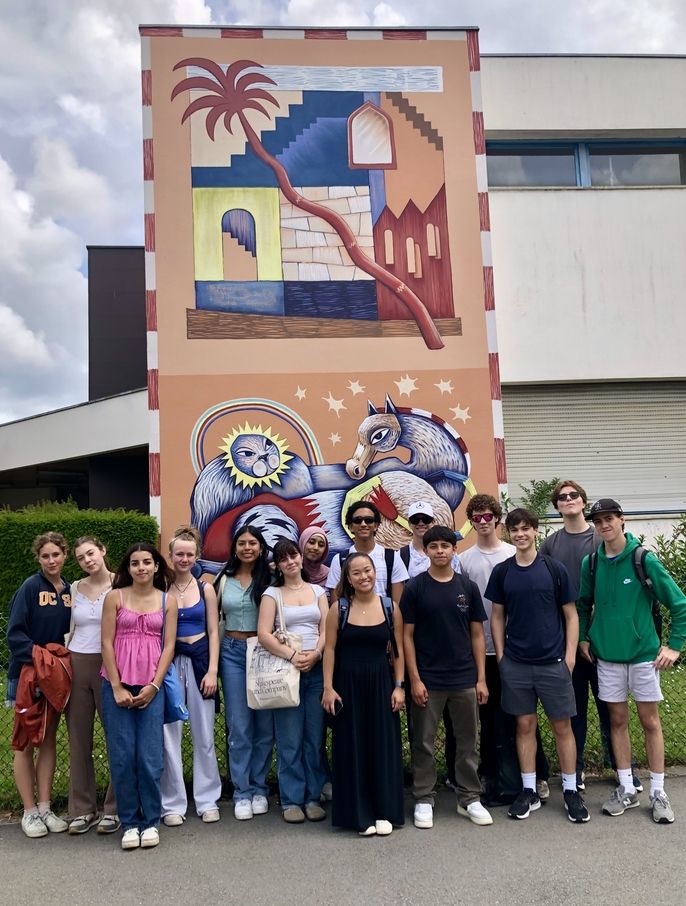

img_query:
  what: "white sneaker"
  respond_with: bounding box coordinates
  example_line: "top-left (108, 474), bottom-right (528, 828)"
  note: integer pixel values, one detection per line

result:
top-left (375, 819), bottom-right (393, 836)
top-left (21, 812), bottom-right (48, 838)
top-left (39, 809), bottom-right (68, 833)
top-left (234, 798), bottom-right (253, 820)
top-left (162, 814), bottom-right (184, 827)
top-left (457, 801), bottom-right (494, 826)
top-left (251, 795), bottom-right (268, 815)
top-left (121, 828), bottom-right (140, 850)
top-left (140, 826), bottom-right (160, 848)
top-left (202, 809), bottom-right (220, 823)
top-left (414, 802), bottom-right (433, 829)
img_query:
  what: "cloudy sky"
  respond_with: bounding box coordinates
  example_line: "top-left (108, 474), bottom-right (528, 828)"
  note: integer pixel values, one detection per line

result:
top-left (1, 0), bottom-right (684, 424)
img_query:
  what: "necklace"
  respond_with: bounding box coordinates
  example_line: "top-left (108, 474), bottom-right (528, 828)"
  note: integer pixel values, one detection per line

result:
top-left (285, 582), bottom-right (305, 591)
top-left (173, 577), bottom-right (193, 601)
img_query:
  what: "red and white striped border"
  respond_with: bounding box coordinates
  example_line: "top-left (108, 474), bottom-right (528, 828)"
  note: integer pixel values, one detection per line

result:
top-left (139, 26), bottom-right (471, 40)
top-left (467, 30), bottom-right (507, 497)
top-left (141, 35), bottom-right (161, 527)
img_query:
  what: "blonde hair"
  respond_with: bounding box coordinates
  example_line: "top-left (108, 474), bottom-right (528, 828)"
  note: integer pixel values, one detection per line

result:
top-left (169, 524), bottom-right (202, 557)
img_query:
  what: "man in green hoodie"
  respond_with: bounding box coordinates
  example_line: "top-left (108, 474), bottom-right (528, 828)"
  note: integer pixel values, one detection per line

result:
top-left (577, 498), bottom-right (686, 824)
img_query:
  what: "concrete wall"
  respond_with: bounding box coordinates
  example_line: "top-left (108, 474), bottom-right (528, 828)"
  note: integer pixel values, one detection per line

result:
top-left (481, 55), bottom-right (686, 136)
top-left (488, 187), bottom-right (686, 383)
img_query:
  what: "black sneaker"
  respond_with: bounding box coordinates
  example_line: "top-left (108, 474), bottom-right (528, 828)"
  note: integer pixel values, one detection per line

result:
top-left (508, 788), bottom-right (541, 820)
top-left (564, 789), bottom-right (590, 823)
top-left (576, 771), bottom-right (586, 791)
top-left (632, 774), bottom-right (644, 793)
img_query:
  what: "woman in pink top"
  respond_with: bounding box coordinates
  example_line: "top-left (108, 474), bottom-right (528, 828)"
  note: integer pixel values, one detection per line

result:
top-left (100, 543), bottom-right (177, 851)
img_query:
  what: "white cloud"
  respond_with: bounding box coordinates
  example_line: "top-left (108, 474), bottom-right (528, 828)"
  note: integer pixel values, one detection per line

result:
top-left (0, 304), bottom-right (51, 365)
top-left (57, 94), bottom-right (107, 135)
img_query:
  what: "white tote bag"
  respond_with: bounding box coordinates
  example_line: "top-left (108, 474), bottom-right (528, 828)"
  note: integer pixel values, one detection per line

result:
top-left (246, 588), bottom-right (302, 710)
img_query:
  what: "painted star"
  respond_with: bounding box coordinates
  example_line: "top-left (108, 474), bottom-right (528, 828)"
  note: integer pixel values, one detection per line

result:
top-left (329, 433), bottom-right (342, 446)
top-left (323, 392), bottom-right (347, 418)
top-left (295, 386), bottom-right (307, 401)
top-left (394, 374), bottom-right (418, 397)
top-left (347, 379), bottom-right (365, 396)
top-left (434, 379), bottom-right (454, 395)
top-left (449, 404), bottom-right (471, 422)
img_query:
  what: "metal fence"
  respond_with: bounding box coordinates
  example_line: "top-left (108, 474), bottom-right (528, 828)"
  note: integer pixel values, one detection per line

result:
top-left (2, 608), bottom-right (686, 811)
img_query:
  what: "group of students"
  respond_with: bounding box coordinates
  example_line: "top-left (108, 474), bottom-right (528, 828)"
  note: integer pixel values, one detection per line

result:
top-left (6, 479), bottom-right (686, 849)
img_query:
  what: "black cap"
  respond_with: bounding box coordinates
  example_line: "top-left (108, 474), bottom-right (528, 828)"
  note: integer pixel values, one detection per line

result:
top-left (589, 498), bottom-right (624, 519)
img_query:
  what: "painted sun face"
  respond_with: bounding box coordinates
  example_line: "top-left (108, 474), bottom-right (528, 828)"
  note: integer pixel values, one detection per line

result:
top-left (220, 423), bottom-right (292, 489)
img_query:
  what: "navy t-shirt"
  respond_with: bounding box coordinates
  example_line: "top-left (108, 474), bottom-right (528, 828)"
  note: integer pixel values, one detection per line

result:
top-left (485, 555), bottom-right (572, 664)
top-left (400, 571), bottom-right (486, 689)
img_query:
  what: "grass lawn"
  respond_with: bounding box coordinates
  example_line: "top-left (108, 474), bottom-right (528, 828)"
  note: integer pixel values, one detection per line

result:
top-left (3, 666), bottom-right (686, 810)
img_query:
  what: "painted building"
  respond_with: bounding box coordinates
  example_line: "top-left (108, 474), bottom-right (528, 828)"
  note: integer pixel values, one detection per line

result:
top-left (0, 45), bottom-right (683, 543)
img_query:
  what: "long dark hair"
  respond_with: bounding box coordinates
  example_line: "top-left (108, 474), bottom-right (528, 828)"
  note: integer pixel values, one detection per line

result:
top-left (335, 552), bottom-right (375, 603)
top-left (271, 538), bottom-right (307, 588)
top-left (214, 526), bottom-right (271, 605)
top-left (112, 542), bottom-right (174, 591)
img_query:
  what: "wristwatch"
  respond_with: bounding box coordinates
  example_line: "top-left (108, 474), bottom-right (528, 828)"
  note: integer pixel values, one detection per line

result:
top-left (394, 680), bottom-right (405, 689)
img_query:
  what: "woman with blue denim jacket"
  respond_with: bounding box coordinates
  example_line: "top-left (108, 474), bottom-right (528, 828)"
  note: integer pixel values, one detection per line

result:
top-left (215, 526), bottom-right (274, 821)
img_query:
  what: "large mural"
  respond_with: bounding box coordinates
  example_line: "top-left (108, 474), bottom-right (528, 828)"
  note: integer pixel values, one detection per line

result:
top-left (141, 26), bottom-right (505, 564)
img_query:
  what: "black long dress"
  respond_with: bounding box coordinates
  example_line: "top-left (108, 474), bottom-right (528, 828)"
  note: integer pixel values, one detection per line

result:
top-left (331, 621), bottom-right (405, 830)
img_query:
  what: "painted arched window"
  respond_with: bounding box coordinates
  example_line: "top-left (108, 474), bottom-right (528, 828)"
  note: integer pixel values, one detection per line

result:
top-left (221, 208), bottom-right (257, 281)
top-left (348, 102), bottom-right (396, 170)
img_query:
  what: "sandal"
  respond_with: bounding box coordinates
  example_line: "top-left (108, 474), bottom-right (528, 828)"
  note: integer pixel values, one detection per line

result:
top-left (68, 814), bottom-right (98, 835)
top-left (97, 814), bottom-right (121, 834)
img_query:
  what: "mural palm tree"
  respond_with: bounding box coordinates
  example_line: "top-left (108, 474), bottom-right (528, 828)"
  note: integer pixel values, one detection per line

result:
top-left (171, 57), bottom-right (444, 350)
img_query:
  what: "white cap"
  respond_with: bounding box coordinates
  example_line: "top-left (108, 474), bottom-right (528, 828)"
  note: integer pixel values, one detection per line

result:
top-left (408, 501), bottom-right (434, 520)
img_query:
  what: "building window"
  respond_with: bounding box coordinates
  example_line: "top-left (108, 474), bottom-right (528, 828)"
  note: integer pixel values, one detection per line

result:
top-left (348, 102), bottom-right (396, 170)
top-left (487, 147), bottom-right (577, 187)
top-left (384, 229), bottom-right (394, 265)
top-left (589, 147), bottom-right (686, 187)
top-left (487, 141), bottom-right (686, 188)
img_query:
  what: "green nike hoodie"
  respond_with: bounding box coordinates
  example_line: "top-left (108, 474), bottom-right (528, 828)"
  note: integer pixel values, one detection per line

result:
top-left (577, 532), bottom-right (686, 664)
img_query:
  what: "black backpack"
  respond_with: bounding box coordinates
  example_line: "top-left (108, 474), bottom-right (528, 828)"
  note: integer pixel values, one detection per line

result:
top-left (504, 553), bottom-right (567, 608)
top-left (338, 594), bottom-right (399, 659)
top-left (588, 545), bottom-right (662, 640)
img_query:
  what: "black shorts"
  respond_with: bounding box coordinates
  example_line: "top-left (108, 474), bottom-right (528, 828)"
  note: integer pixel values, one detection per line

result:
top-left (499, 655), bottom-right (576, 721)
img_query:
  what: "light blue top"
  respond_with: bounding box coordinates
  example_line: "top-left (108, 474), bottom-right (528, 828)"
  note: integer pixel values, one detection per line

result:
top-left (221, 577), bottom-right (258, 632)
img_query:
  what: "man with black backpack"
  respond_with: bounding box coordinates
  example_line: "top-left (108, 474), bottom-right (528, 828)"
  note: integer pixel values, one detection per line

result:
top-left (577, 498), bottom-right (686, 824)
top-left (401, 525), bottom-right (493, 829)
top-left (326, 500), bottom-right (409, 604)
top-left (487, 508), bottom-right (590, 824)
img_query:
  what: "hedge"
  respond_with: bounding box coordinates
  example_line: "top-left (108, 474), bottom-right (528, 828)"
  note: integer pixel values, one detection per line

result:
top-left (0, 500), bottom-right (159, 669)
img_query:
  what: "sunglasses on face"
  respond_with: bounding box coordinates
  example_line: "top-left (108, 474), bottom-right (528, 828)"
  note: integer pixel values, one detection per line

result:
top-left (351, 516), bottom-right (377, 525)
top-left (471, 513), bottom-right (494, 523)
top-left (409, 515), bottom-right (433, 526)
top-left (557, 492), bottom-right (581, 502)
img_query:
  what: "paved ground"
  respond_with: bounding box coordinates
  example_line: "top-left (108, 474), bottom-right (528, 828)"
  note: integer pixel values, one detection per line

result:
top-left (2, 778), bottom-right (685, 906)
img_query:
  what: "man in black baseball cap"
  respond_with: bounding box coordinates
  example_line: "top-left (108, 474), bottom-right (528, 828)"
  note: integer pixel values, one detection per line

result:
top-left (588, 498), bottom-right (623, 519)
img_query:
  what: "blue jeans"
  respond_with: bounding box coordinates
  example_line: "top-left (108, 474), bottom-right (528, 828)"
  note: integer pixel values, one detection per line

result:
top-left (219, 637), bottom-right (274, 800)
top-left (273, 661), bottom-right (327, 808)
top-left (101, 680), bottom-right (165, 832)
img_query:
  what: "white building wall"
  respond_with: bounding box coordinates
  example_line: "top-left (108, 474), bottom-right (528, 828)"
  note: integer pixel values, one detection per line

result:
top-left (481, 55), bottom-right (686, 136)
top-left (488, 187), bottom-right (686, 383)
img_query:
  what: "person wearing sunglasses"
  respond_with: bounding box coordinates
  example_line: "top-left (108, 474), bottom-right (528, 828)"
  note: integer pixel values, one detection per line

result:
top-left (399, 502), bottom-right (462, 578)
top-left (326, 501), bottom-right (409, 606)
top-left (540, 480), bottom-right (641, 795)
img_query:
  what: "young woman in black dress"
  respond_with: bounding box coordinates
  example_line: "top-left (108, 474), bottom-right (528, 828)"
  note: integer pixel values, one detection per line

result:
top-left (321, 552), bottom-right (405, 835)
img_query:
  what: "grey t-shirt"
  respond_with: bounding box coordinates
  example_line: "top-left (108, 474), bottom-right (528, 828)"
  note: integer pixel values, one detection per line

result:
top-left (539, 525), bottom-right (597, 598)
top-left (458, 542), bottom-right (516, 656)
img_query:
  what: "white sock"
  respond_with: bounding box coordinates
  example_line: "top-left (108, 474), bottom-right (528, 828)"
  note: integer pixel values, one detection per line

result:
top-left (24, 807), bottom-right (38, 818)
top-left (650, 772), bottom-right (665, 797)
top-left (618, 769), bottom-right (633, 792)
top-left (522, 772), bottom-right (536, 792)
top-left (561, 772), bottom-right (577, 793)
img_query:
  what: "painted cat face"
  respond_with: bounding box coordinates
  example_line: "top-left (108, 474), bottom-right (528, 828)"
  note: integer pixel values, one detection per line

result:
top-left (229, 434), bottom-right (281, 478)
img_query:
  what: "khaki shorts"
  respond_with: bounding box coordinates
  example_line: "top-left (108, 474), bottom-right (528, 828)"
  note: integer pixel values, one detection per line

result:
top-left (597, 658), bottom-right (663, 703)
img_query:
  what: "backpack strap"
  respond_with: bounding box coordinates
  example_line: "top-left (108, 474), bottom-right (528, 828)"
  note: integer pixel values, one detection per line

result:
top-left (399, 545), bottom-right (411, 570)
top-left (384, 547), bottom-right (396, 598)
top-left (634, 546), bottom-right (663, 640)
top-left (539, 553), bottom-right (564, 609)
top-left (380, 594), bottom-right (399, 659)
top-left (338, 597), bottom-right (350, 633)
